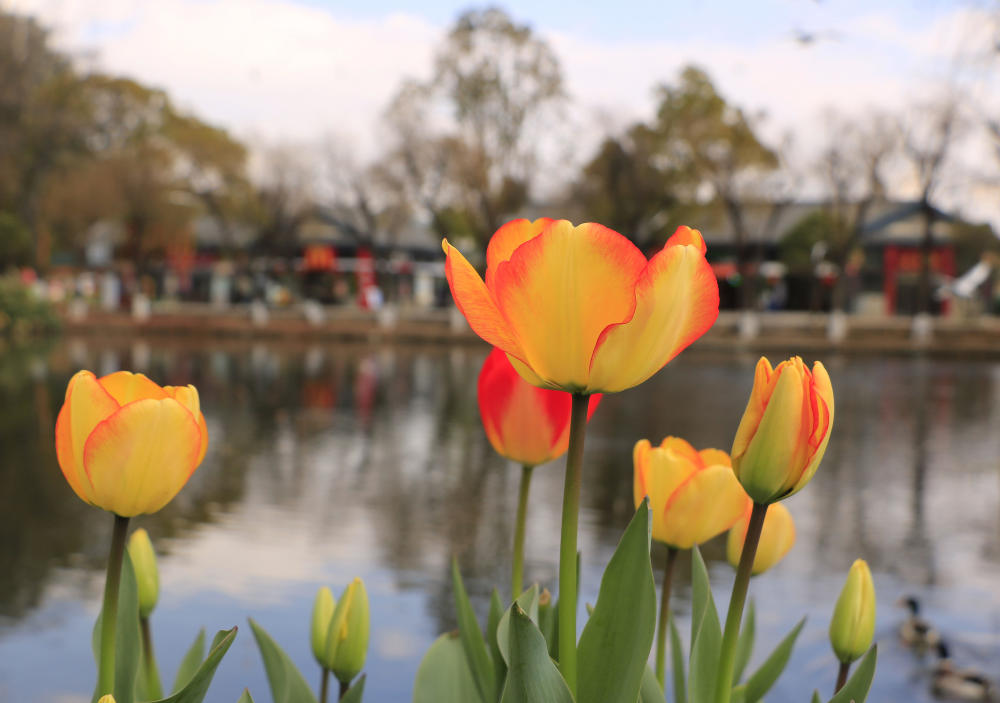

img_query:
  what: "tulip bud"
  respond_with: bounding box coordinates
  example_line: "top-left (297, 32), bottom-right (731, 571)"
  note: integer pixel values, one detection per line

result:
top-left (127, 528), bottom-right (159, 618)
top-left (726, 502), bottom-right (795, 575)
top-left (829, 559), bottom-right (876, 663)
top-left (731, 357), bottom-right (834, 504)
top-left (324, 578), bottom-right (370, 684)
top-left (311, 586), bottom-right (335, 666)
top-left (98, 696), bottom-right (116, 703)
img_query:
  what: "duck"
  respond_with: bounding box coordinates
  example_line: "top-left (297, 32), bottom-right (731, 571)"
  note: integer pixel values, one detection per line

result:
top-left (932, 641), bottom-right (995, 701)
top-left (898, 595), bottom-right (942, 649)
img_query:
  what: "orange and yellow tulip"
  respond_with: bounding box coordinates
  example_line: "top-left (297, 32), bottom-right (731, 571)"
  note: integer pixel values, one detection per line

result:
top-left (731, 357), bottom-right (834, 504)
top-left (443, 219), bottom-right (719, 393)
top-left (633, 437), bottom-right (747, 549)
top-left (726, 502), bottom-right (796, 575)
top-left (479, 348), bottom-right (601, 467)
top-left (55, 370), bottom-right (208, 517)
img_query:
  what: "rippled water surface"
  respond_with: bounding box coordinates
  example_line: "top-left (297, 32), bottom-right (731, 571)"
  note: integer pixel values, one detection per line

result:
top-left (1, 338), bottom-right (999, 702)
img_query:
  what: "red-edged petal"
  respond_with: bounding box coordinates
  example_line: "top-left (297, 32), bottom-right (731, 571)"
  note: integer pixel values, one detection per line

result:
top-left (485, 218), bottom-right (552, 289)
top-left (98, 371), bottom-right (168, 405)
top-left (56, 370), bottom-right (119, 506)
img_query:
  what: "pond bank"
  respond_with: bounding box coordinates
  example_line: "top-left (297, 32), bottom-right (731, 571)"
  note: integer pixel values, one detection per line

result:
top-left (59, 305), bottom-right (1000, 357)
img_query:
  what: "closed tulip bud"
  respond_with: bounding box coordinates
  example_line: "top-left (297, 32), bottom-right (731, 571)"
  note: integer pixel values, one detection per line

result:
top-left (731, 357), bottom-right (834, 504)
top-left (55, 371), bottom-right (209, 517)
top-left (98, 696), bottom-right (116, 703)
top-left (324, 578), bottom-right (369, 684)
top-left (829, 560), bottom-right (876, 663)
top-left (634, 437), bottom-right (748, 549)
top-left (127, 528), bottom-right (159, 618)
top-left (727, 502), bottom-right (796, 575)
top-left (479, 348), bottom-right (601, 466)
top-left (311, 586), bottom-right (335, 666)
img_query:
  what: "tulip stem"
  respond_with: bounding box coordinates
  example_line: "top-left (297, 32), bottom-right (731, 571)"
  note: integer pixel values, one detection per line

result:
top-left (98, 513), bottom-right (131, 697)
top-left (655, 546), bottom-right (679, 689)
top-left (319, 668), bottom-right (330, 703)
top-left (140, 615), bottom-right (164, 699)
top-left (558, 393), bottom-right (590, 696)
top-left (512, 464), bottom-right (535, 599)
top-left (714, 501), bottom-right (768, 703)
top-left (835, 660), bottom-right (851, 693)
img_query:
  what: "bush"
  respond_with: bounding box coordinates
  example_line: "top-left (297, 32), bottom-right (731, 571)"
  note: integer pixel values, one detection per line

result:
top-left (0, 274), bottom-right (60, 339)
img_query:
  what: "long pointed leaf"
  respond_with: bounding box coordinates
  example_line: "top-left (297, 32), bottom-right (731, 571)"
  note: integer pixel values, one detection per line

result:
top-left (172, 629), bottom-right (207, 694)
top-left (639, 665), bottom-right (665, 703)
top-left (577, 501), bottom-right (656, 703)
top-left (248, 619), bottom-right (318, 703)
top-left (496, 585), bottom-right (540, 666)
top-left (237, 690), bottom-right (255, 703)
top-left (499, 605), bottom-right (575, 703)
top-left (742, 618), bottom-right (805, 703)
top-left (670, 619), bottom-right (686, 703)
top-left (829, 646), bottom-right (877, 703)
top-left (153, 627), bottom-right (237, 703)
top-left (413, 632), bottom-right (481, 703)
top-left (688, 549), bottom-right (721, 703)
top-left (452, 559), bottom-right (494, 703)
top-left (733, 600), bottom-right (755, 685)
top-left (340, 675), bottom-right (366, 703)
top-left (488, 589), bottom-right (507, 699)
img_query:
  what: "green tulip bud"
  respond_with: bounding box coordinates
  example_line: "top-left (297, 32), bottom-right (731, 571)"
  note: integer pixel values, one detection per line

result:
top-left (127, 529), bottom-right (159, 619)
top-left (829, 559), bottom-right (876, 663)
top-left (98, 696), bottom-right (117, 703)
top-left (311, 586), bottom-right (335, 666)
top-left (324, 578), bottom-right (370, 684)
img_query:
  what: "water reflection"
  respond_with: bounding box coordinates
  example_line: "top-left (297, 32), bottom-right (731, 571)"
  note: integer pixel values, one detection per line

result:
top-left (0, 339), bottom-right (999, 701)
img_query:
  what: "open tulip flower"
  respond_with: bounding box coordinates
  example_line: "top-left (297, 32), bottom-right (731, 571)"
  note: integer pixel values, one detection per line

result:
top-left (56, 370), bottom-right (209, 517)
top-left (443, 218), bottom-right (719, 393)
top-left (633, 437), bottom-right (747, 549)
top-left (727, 501), bottom-right (796, 575)
top-left (479, 347), bottom-right (601, 467)
top-left (731, 356), bottom-right (834, 504)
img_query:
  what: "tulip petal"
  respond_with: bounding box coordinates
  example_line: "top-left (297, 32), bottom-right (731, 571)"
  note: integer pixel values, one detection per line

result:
top-left (664, 225), bottom-right (707, 254)
top-left (733, 366), bottom-right (807, 502)
top-left (750, 503), bottom-right (796, 575)
top-left (588, 242), bottom-right (719, 393)
top-left (165, 385), bottom-right (209, 466)
top-left (659, 436), bottom-right (701, 467)
top-left (661, 465), bottom-right (749, 549)
top-left (698, 448), bottom-right (731, 469)
top-left (83, 398), bottom-right (202, 517)
top-left (492, 221), bottom-right (646, 390)
top-left (99, 371), bottom-right (169, 405)
top-left (634, 441), bottom-right (700, 543)
top-left (731, 358), bottom-right (775, 463)
top-left (485, 218), bottom-right (552, 288)
top-left (788, 362), bottom-right (835, 497)
top-left (442, 239), bottom-right (524, 360)
top-left (55, 370), bottom-right (119, 505)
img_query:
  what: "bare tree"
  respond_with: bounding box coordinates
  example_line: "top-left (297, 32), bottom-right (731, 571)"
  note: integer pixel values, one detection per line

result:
top-left (251, 142), bottom-right (313, 256)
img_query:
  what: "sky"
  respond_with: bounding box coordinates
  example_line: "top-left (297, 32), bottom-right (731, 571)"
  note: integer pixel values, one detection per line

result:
top-left (8, 0), bottom-right (1000, 224)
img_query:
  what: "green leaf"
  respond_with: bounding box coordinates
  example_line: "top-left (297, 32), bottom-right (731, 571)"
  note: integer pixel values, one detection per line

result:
top-left (829, 646), bottom-right (878, 703)
top-left (92, 550), bottom-right (142, 703)
top-left (152, 627), bottom-right (237, 703)
top-left (413, 632), bottom-right (481, 703)
top-left (488, 589), bottom-right (507, 698)
top-left (733, 600), bottom-right (755, 685)
top-left (577, 501), bottom-right (657, 703)
top-left (248, 619), bottom-right (318, 703)
top-left (499, 605), bottom-right (575, 703)
top-left (452, 559), bottom-right (495, 703)
top-left (172, 629), bottom-right (206, 694)
top-left (340, 675), bottom-right (366, 703)
top-left (237, 690), bottom-right (255, 703)
top-left (688, 548), bottom-right (722, 703)
top-left (811, 691), bottom-right (822, 703)
top-left (669, 619), bottom-right (686, 703)
top-left (742, 618), bottom-right (805, 703)
top-left (496, 585), bottom-right (540, 666)
top-left (537, 595), bottom-right (557, 660)
top-left (639, 665), bottom-right (665, 703)
top-left (209, 629), bottom-right (229, 652)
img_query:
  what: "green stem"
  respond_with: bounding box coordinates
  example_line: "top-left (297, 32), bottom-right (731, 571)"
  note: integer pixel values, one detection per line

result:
top-left (98, 513), bottom-right (130, 697)
top-left (140, 615), bottom-right (164, 699)
top-left (558, 393), bottom-right (590, 696)
top-left (511, 464), bottom-right (535, 599)
top-left (713, 502), bottom-right (768, 703)
top-left (319, 667), bottom-right (330, 703)
top-left (655, 547), bottom-right (679, 689)
top-left (835, 660), bottom-right (851, 693)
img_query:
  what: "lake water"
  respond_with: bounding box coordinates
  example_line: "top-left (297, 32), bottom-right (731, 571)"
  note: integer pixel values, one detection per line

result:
top-left (0, 337), bottom-right (999, 702)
